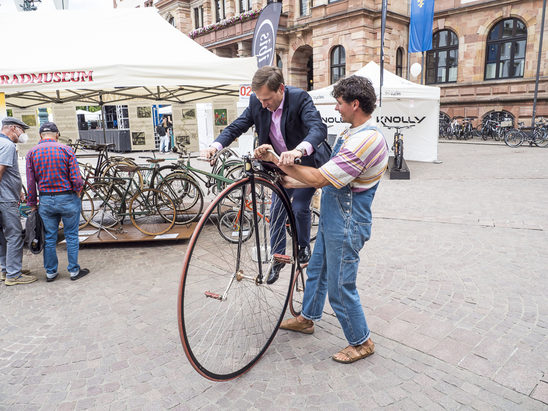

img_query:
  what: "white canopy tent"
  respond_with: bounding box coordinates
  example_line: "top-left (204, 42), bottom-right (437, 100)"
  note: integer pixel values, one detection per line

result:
top-left (0, 8), bottom-right (257, 109)
top-left (309, 61), bottom-right (440, 162)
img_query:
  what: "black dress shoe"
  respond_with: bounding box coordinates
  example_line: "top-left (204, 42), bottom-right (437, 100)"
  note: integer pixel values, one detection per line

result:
top-left (267, 263), bottom-right (283, 285)
top-left (46, 273), bottom-right (58, 283)
top-left (71, 268), bottom-right (90, 281)
top-left (298, 245), bottom-right (311, 264)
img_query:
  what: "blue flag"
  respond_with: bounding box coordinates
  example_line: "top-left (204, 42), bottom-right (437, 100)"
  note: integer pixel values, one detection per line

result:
top-left (409, 0), bottom-right (435, 53)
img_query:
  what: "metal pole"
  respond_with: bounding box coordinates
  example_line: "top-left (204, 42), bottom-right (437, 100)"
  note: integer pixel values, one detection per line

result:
top-left (100, 94), bottom-right (107, 145)
top-left (379, 0), bottom-right (388, 107)
top-left (532, 0), bottom-right (547, 127)
top-left (421, 51), bottom-right (424, 84)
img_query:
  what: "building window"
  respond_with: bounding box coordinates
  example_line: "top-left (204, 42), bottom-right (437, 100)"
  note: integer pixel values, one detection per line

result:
top-left (299, 0), bottom-right (310, 16)
top-left (239, 0), bottom-right (251, 13)
top-left (276, 54), bottom-right (283, 69)
top-left (485, 18), bottom-right (527, 80)
top-left (482, 110), bottom-right (515, 128)
top-left (330, 46), bottom-right (345, 84)
top-left (194, 6), bottom-right (204, 29)
top-left (396, 47), bottom-right (404, 77)
top-left (215, 0), bottom-right (226, 22)
top-left (426, 29), bottom-right (458, 84)
top-left (168, 15), bottom-right (175, 27)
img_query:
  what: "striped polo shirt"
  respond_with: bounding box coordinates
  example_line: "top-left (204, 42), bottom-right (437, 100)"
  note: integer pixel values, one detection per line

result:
top-left (319, 119), bottom-right (388, 192)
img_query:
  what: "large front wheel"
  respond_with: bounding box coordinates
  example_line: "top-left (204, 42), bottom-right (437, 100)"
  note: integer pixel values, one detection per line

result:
top-left (178, 176), bottom-right (296, 381)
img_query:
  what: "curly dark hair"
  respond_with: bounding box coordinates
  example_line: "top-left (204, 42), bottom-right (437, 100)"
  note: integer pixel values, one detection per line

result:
top-left (331, 75), bottom-right (377, 115)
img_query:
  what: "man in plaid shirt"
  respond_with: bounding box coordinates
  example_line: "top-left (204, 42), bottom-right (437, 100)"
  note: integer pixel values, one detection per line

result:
top-left (26, 122), bottom-right (89, 282)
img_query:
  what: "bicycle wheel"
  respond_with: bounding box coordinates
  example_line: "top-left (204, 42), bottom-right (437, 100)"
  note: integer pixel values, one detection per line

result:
top-left (79, 189), bottom-right (94, 229)
top-left (102, 161), bottom-right (143, 191)
top-left (395, 140), bottom-right (403, 169)
top-left (86, 181), bottom-right (123, 229)
top-left (217, 209), bottom-right (253, 243)
top-left (289, 265), bottom-right (307, 317)
top-left (504, 129), bottom-right (523, 147)
top-left (129, 188), bottom-right (175, 235)
top-left (178, 176), bottom-right (296, 381)
top-left (158, 173), bottom-right (204, 224)
top-left (534, 130), bottom-right (548, 148)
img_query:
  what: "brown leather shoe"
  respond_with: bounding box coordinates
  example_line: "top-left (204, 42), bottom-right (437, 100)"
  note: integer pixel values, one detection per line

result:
top-left (279, 317), bottom-right (314, 334)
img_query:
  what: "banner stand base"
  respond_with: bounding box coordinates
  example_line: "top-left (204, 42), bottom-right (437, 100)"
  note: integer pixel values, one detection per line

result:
top-left (388, 156), bottom-right (410, 180)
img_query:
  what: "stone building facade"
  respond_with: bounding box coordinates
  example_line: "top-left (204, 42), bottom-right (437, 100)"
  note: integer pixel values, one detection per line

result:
top-left (155, 0), bottom-right (546, 127)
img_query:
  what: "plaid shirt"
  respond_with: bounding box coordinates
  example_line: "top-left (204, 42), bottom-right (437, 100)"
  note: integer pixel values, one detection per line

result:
top-left (25, 139), bottom-right (83, 207)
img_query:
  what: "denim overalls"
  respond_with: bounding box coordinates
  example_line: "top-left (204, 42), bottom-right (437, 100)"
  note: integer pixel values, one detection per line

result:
top-left (301, 126), bottom-right (380, 346)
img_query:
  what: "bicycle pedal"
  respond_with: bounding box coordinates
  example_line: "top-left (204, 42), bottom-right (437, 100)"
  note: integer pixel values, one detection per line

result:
top-left (273, 254), bottom-right (293, 264)
top-left (204, 291), bottom-right (222, 300)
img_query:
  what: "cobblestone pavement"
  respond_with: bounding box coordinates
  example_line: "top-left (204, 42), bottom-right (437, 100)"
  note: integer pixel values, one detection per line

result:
top-left (1, 142), bottom-right (547, 409)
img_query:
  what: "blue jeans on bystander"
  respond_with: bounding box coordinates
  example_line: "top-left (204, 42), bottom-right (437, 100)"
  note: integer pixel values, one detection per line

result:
top-left (38, 193), bottom-right (81, 278)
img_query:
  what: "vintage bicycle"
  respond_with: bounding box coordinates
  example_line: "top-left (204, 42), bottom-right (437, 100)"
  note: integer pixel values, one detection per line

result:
top-left (177, 152), bottom-right (308, 381)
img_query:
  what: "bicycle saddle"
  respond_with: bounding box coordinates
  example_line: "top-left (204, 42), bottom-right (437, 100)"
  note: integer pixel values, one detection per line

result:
top-left (146, 159), bottom-right (165, 164)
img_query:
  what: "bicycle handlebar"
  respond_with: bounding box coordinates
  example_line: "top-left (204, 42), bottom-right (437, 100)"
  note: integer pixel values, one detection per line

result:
top-left (384, 124), bottom-right (415, 130)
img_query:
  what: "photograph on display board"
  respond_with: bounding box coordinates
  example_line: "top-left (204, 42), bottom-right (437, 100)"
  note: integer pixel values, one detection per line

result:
top-left (183, 109), bottom-right (196, 119)
top-left (214, 109), bottom-right (227, 126)
top-left (137, 107), bottom-right (152, 118)
top-left (21, 115), bottom-right (37, 126)
top-left (132, 132), bottom-right (146, 145)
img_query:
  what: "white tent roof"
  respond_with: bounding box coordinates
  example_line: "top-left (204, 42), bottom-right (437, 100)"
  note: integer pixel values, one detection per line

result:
top-left (0, 8), bottom-right (257, 108)
top-left (309, 61), bottom-right (440, 104)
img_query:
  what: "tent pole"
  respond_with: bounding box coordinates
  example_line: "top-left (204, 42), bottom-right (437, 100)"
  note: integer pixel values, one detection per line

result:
top-left (100, 94), bottom-right (107, 145)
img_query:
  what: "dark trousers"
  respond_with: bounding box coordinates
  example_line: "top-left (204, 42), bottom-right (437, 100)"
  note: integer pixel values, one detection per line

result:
top-left (270, 187), bottom-right (316, 254)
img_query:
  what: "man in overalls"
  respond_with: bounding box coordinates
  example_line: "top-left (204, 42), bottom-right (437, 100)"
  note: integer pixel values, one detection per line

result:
top-left (255, 75), bottom-right (388, 363)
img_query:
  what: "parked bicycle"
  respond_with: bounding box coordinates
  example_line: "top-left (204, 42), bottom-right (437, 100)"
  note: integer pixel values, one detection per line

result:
top-left (178, 152), bottom-right (308, 381)
top-left (387, 124), bottom-right (413, 169)
top-left (82, 165), bottom-right (177, 236)
top-left (504, 118), bottom-right (548, 148)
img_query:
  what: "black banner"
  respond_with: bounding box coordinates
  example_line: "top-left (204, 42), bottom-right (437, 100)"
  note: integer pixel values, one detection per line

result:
top-left (252, 2), bottom-right (283, 68)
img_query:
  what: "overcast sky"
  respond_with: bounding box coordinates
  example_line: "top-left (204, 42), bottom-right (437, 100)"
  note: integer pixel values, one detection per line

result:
top-left (68, 0), bottom-right (113, 10)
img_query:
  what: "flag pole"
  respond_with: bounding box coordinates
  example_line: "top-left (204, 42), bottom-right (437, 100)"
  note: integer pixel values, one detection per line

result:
top-left (532, 0), bottom-right (547, 126)
top-left (380, 0), bottom-right (388, 107)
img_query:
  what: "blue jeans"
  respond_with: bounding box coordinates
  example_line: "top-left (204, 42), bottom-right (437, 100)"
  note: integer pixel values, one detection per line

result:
top-left (0, 202), bottom-right (24, 279)
top-left (159, 135), bottom-right (170, 152)
top-left (39, 193), bottom-right (81, 277)
top-left (301, 183), bottom-right (379, 346)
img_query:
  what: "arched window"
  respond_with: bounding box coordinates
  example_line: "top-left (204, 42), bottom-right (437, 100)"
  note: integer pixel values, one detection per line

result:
top-left (396, 47), bottom-right (404, 77)
top-left (330, 46), bottom-right (345, 84)
top-left (426, 30), bottom-right (458, 84)
top-left (482, 110), bottom-right (515, 128)
top-left (485, 18), bottom-right (527, 80)
top-left (168, 15), bottom-right (175, 27)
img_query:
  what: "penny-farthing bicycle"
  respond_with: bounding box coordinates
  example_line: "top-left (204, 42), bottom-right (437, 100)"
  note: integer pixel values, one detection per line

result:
top-left (178, 153), bottom-right (307, 381)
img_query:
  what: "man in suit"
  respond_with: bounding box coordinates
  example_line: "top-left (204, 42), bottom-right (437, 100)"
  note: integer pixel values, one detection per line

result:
top-left (202, 66), bottom-right (330, 283)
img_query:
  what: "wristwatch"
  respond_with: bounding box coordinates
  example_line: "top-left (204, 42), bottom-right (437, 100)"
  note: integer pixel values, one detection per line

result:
top-left (295, 147), bottom-right (306, 156)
